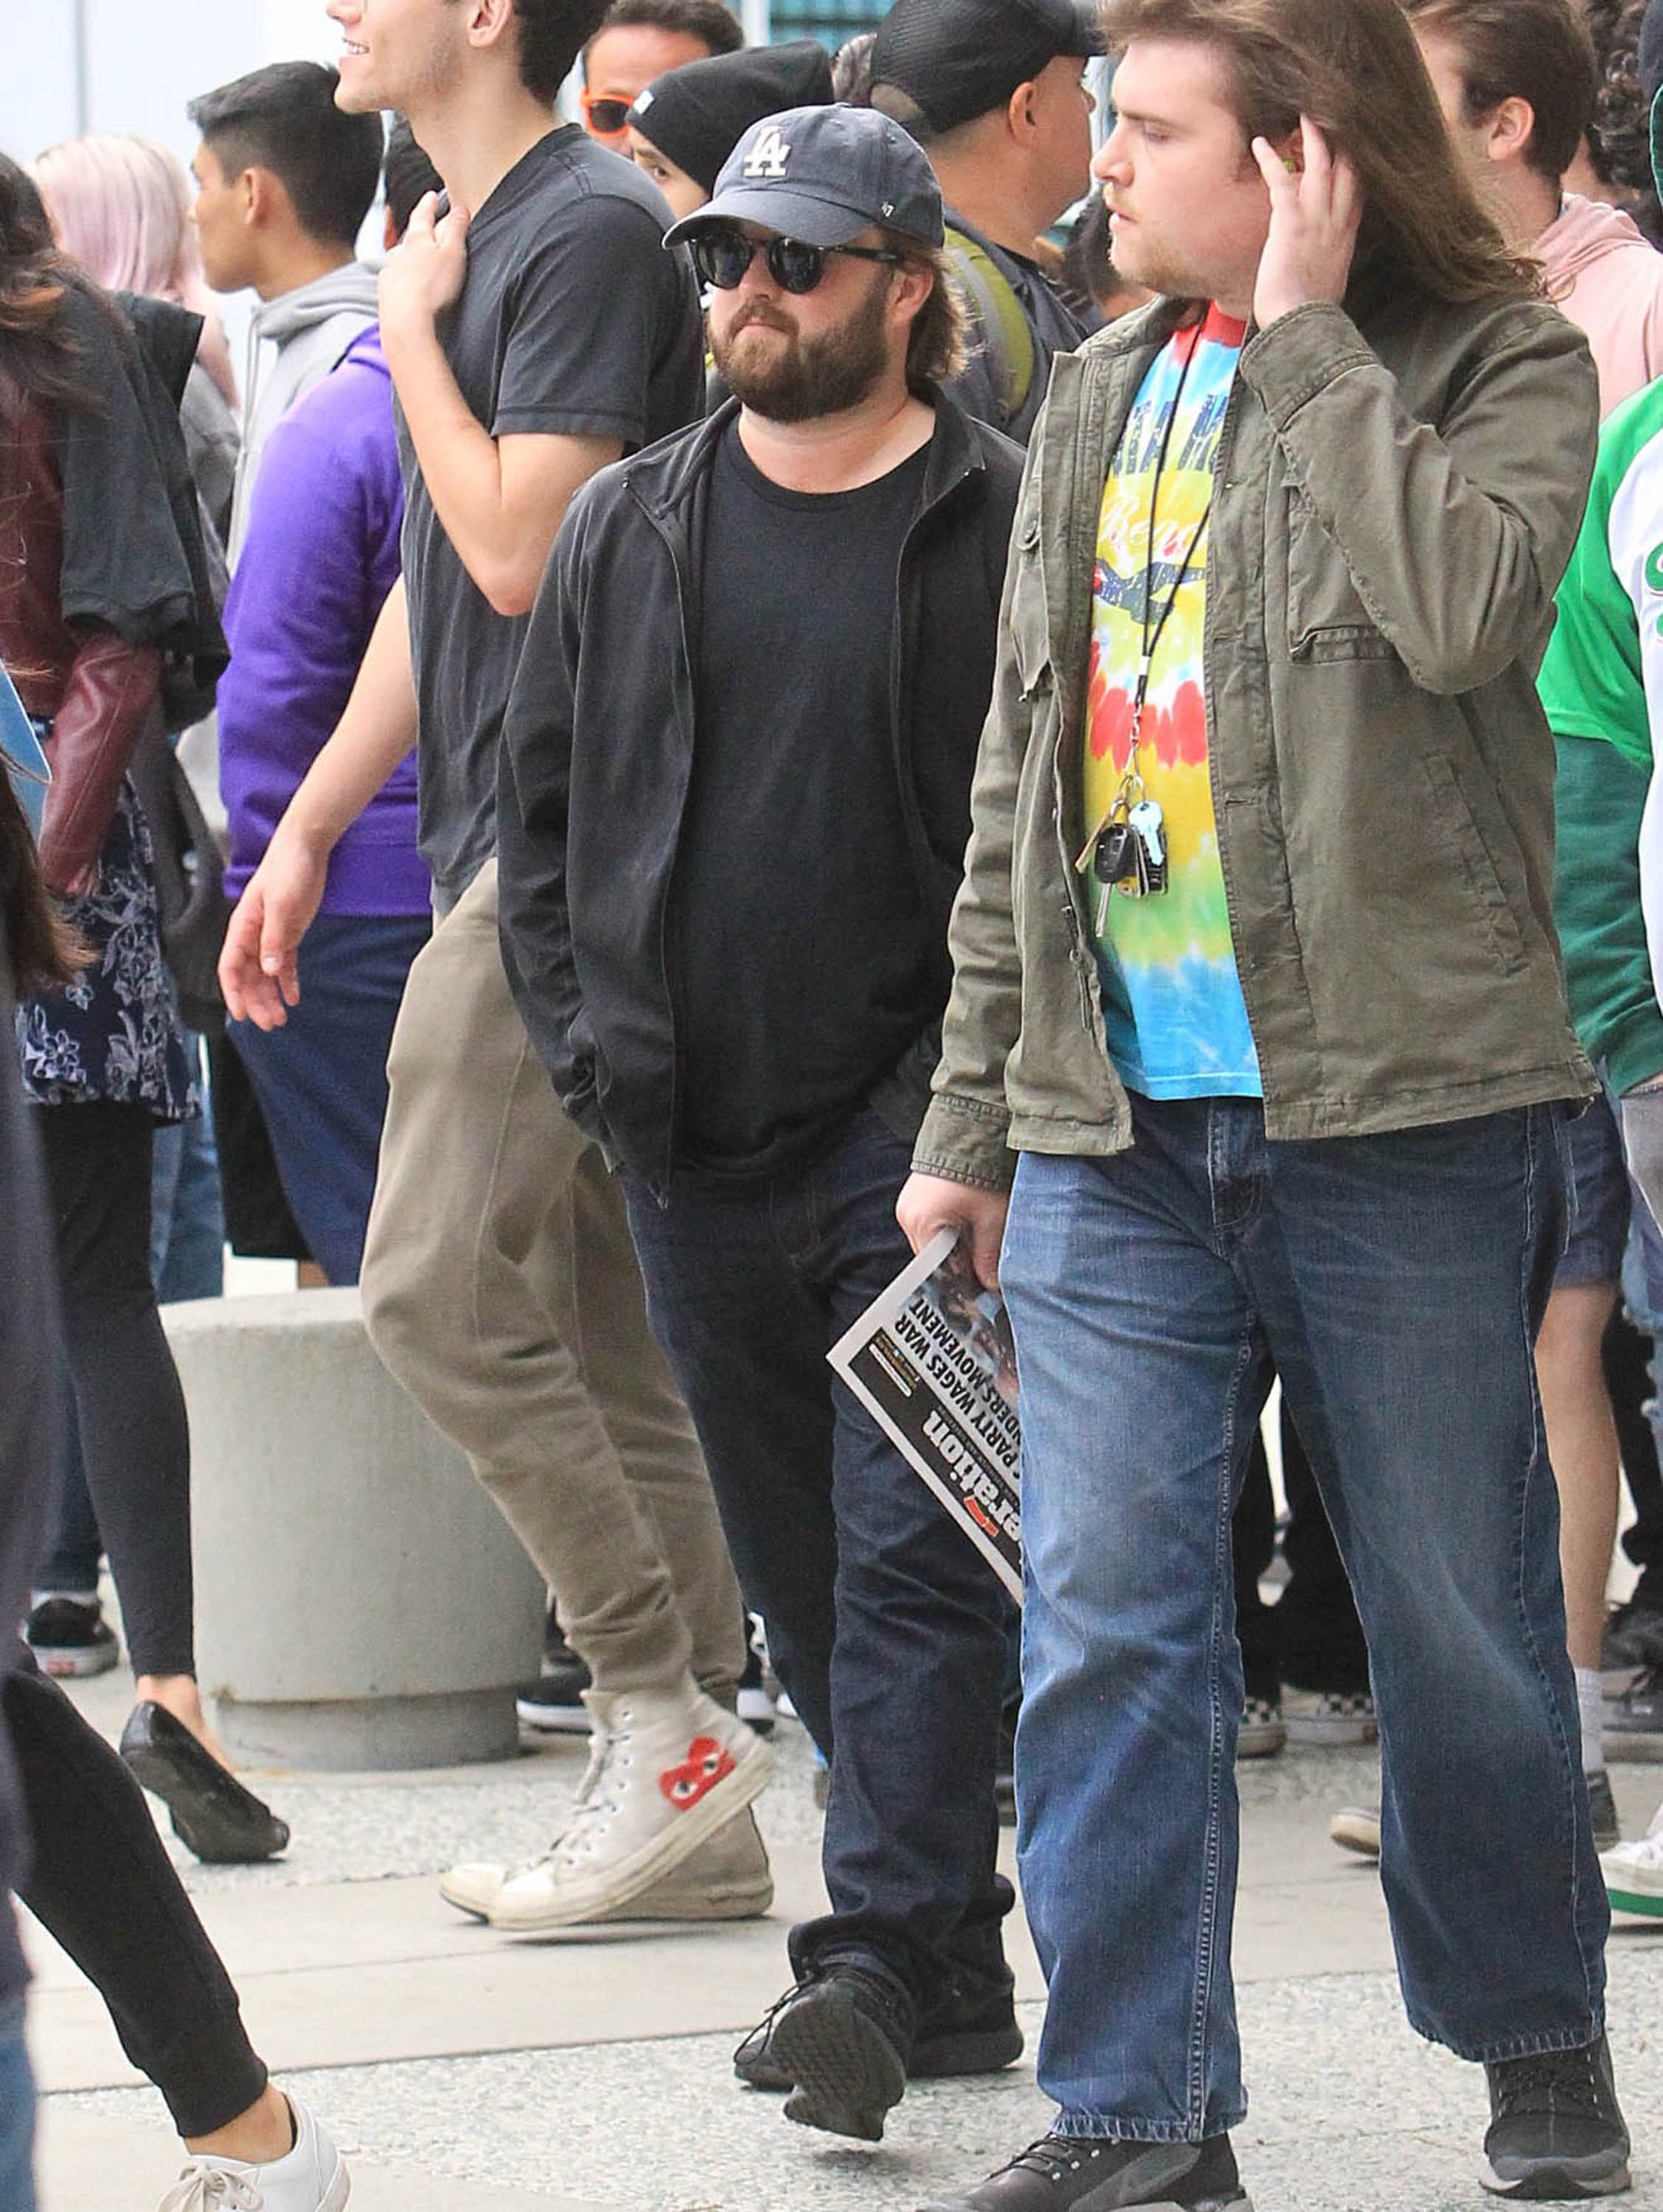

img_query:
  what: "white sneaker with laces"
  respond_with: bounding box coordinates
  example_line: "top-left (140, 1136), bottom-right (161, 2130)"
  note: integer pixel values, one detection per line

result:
top-left (487, 1683), bottom-right (772, 1930)
top-left (157, 2094), bottom-right (348, 2211)
top-left (1602, 1804), bottom-right (1663, 1916)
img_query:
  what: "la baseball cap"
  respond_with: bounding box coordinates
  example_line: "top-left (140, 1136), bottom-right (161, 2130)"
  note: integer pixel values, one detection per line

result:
top-left (662, 103), bottom-right (945, 253)
top-left (871, 0), bottom-right (1104, 136)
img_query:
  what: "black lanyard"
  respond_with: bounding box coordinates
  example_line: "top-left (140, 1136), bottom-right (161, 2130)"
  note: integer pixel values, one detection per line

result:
top-left (1129, 327), bottom-right (1213, 757)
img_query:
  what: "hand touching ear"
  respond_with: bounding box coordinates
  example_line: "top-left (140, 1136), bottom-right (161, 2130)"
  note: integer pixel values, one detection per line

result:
top-left (1249, 116), bottom-right (1361, 330)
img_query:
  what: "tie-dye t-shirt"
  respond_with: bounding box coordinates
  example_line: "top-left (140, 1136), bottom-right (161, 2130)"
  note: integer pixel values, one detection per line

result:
top-left (1083, 304), bottom-right (1263, 1099)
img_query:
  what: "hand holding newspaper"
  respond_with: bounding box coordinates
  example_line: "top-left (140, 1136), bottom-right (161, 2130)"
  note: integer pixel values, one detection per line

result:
top-left (828, 1229), bottom-right (1022, 1601)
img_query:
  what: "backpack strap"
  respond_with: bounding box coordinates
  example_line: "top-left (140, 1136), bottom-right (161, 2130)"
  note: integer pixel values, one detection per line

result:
top-left (944, 226), bottom-right (1038, 428)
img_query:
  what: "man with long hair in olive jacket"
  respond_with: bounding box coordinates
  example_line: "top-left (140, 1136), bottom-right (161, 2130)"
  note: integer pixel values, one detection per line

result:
top-left (896, 1), bottom-right (1628, 2205)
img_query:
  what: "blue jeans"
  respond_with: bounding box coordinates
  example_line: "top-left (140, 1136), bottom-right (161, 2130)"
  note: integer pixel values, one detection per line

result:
top-left (150, 1046), bottom-right (225, 1304)
top-left (1001, 1096), bottom-right (1607, 2142)
top-left (625, 1110), bottom-right (1012, 2003)
top-left (0, 1994), bottom-right (35, 2212)
top-left (229, 911), bottom-right (429, 1284)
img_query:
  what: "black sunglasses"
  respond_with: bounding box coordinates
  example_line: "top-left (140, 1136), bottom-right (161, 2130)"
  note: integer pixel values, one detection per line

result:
top-left (689, 227), bottom-right (907, 296)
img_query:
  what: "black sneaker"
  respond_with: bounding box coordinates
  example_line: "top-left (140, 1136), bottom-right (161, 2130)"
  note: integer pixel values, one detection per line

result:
top-left (1602, 1599), bottom-right (1663, 1675)
top-left (1481, 2034), bottom-right (1631, 2199)
top-left (737, 1976), bottom-right (1021, 2091)
top-left (768, 1963), bottom-right (914, 2142)
top-left (1604, 1666), bottom-right (1663, 1759)
top-left (515, 1633), bottom-right (591, 1734)
top-left (919, 2132), bottom-right (1250, 2211)
top-left (24, 1595), bottom-right (119, 1678)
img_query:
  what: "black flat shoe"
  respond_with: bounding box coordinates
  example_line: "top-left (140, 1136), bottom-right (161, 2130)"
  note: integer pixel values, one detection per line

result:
top-left (118, 1702), bottom-right (290, 1863)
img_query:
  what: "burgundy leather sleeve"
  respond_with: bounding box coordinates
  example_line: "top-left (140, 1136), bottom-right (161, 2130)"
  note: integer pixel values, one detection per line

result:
top-left (37, 636), bottom-right (163, 900)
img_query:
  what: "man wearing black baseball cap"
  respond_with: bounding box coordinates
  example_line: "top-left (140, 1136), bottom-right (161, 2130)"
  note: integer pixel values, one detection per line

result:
top-left (498, 104), bottom-right (1027, 2149)
top-left (871, 0), bottom-right (1101, 443)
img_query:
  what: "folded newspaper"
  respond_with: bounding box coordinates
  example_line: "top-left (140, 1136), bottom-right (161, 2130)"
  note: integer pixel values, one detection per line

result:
top-left (828, 1228), bottom-right (1022, 1601)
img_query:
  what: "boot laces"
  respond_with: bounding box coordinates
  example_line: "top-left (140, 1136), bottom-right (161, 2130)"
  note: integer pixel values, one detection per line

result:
top-left (1490, 2045), bottom-right (1606, 2124)
top-left (999, 2135), bottom-right (1103, 2180)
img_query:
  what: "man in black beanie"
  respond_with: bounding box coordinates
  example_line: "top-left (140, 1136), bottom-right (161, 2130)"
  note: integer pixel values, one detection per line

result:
top-left (626, 41), bottom-right (835, 218)
top-left (871, 0), bottom-right (1100, 443)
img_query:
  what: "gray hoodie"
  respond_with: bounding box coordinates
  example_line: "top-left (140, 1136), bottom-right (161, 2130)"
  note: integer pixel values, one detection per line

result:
top-left (230, 260), bottom-right (381, 560)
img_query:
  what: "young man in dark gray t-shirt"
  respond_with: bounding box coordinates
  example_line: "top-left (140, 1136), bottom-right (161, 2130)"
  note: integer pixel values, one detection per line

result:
top-left (221, 0), bottom-right (768, 1935)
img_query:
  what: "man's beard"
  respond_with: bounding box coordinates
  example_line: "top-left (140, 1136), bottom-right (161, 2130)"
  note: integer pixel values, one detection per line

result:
top-left (712, 272), bottom-right (892, 424)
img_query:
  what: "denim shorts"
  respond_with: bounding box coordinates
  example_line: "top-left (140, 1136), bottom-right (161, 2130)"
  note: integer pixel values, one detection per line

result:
top-left (1557, 1093), bottom-right (1629, 1290)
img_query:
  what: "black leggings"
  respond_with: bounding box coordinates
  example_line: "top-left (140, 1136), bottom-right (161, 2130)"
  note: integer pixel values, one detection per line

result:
top-left (32, 1102), bottom-right (193, 1677)
top-left (6, 1661), bottom-right (265, 2136)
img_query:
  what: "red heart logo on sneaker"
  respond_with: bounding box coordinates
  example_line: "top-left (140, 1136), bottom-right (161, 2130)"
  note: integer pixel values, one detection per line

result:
top-left (660, 1735), bottom-right (737, 1809)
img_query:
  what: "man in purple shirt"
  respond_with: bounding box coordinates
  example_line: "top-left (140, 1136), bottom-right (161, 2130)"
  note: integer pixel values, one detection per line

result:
top-left (222, 131), bottom-right (438, 1283)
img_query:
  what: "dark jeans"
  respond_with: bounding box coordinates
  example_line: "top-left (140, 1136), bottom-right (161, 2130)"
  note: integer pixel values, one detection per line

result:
top-left (5, 1660), bottom-right (266, 2136)
top-left (1003, 1098), bottom-right (1606, 2138)
top-left (32, 1103), bottom-right (192, 1677)
top-left (0, 1992), bottom-right (32, 2212)
top-left (1233, 1404), bottom-right (1369, 1702)
top-left (625, 1110), bottom-right (1012, 2006)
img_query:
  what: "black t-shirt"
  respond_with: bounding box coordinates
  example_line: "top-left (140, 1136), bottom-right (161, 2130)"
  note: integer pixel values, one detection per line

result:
top-left (400, 128), bottom-right (703, 907)
top-left (673, 420), bottom-right (937, 1180)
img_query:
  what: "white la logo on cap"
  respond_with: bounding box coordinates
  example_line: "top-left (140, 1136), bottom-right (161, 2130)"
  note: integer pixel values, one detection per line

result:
top-left (743, 124), bottom-right (792, 180)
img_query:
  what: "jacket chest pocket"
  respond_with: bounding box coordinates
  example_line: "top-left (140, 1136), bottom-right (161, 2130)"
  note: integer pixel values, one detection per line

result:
top-left (1010, 515), bottom-right (1054, 700)
top-left (1285, 489), bottom-right (1397, 664)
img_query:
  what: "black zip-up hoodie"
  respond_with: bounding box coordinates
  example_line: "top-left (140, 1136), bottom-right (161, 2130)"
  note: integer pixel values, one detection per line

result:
top-left (498, 389), bottom-right (1024, 1200)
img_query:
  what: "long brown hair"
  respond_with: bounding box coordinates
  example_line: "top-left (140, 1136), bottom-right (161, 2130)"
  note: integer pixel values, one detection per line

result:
top-left (0, 774), bottom-right (83, 998)
top-left (1100, 0), bottom-right (1541, 307)
top-left (0, 152), bottom-right (99, 411)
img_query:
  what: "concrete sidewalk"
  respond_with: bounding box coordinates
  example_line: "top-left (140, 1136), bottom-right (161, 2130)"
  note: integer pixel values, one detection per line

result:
top-left (24, 1674), bottom-right (1663, 2211)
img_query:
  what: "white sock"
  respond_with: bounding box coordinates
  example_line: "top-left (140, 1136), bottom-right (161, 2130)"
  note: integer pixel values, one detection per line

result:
top-left (1576, 1665), bottom-right (1605, 1775)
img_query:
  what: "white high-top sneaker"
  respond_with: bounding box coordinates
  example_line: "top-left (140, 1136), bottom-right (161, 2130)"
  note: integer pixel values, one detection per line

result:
top-left (440, 1802), bottom-right (773, 1921)
top-left (486, 1684), bottom-right (772, 1930)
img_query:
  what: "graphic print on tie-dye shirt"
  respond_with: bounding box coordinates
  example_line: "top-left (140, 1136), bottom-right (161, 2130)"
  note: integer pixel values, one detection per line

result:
top-left (1083, 303), bottom-right (1263, 1099)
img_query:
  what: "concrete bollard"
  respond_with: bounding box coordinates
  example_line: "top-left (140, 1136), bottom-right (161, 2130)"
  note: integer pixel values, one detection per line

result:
top-left (164, 1287), bottom-right (544, 1771)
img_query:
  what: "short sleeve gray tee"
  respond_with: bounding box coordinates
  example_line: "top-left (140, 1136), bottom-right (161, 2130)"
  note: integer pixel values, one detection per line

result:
top-left (400, 127), bottom-right (703, 907)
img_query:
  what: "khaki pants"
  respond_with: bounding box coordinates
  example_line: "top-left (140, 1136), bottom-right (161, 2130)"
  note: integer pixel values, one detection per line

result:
top-left (361, 860), bottom-right (743, 1701)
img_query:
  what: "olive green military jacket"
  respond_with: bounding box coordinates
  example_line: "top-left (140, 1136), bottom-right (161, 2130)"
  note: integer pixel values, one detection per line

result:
top-left (914, 291), bottom-right (1601, 1192)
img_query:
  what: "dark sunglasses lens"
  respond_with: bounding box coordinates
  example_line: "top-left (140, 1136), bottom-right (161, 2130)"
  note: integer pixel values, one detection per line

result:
top-left (770, 238), bottom-right (827, 293)
top-left (588, 100), bottom-right (631, 134)
top-left (693, 233), bottom-right (753, 289)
